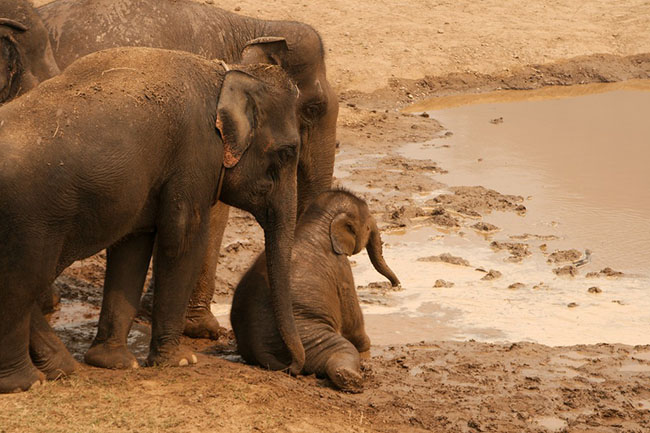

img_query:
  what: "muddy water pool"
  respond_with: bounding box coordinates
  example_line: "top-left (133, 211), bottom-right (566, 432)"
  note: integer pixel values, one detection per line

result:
top-left (351, 81), bottom-right (650, 347)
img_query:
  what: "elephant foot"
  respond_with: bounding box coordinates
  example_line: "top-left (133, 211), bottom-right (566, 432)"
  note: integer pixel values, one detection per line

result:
top-left (146, 344), bottom-right (197, 367)
top-left (183, 307), bottom-right (223, 340)
top-left (31, 344), bottom-right (77, 381)
top-left (85, 343), bottom-right (139, 369)
top-left (329, 366), bottom-right (364, 393)
top-left (0, 363), bottom-right (45, 394)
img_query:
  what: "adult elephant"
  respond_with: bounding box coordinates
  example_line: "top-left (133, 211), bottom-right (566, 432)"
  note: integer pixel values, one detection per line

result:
top-left (0, 47), bottom-right (304, 393)
top-left (0, 0), bottom-right (59, 103)
top-left (37, 0), bottom-right (338, 339)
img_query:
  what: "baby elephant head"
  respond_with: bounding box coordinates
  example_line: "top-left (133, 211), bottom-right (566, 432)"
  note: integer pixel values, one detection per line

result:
top-left (327, 189), bottom-right (401, 287)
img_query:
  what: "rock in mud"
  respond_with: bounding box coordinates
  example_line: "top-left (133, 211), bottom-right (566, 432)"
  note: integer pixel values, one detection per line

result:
top-left (471, 221), bottom-right (500, 233)
top-left (508, 282), bottom-right (525, 289)
top-left (429, 207), bottom-right (460, 228)
top-left (490, 241), bottom-right (531, 262)
top-left (588, 286), bottom-right (602, 294)
top-left (553, 265), bottom-right (578, 276)
top-left (546, 249), bottom-right (582, 264)
top-left (586, 267), bottom-right (624, 278)
top-left (481, 269), bottom-right (502, 280)
top-left (357, 281), bottom-right (401, 291)
top-left (433, 279), bottom-right (454, 288)
top-left (428, 186), bottom-right (526, 218)
top-left (567, 302), bottom-right (579, 308)
top-left (418, 253), bottom-right (470, 266)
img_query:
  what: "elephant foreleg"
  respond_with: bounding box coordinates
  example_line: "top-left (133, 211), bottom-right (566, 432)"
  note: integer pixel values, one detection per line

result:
top-left (147, 202), bottom-right (210, 367)
top-left (183, 201), bottom-right (229, 339)
top-left (85, 232), bottom-right (154, 369)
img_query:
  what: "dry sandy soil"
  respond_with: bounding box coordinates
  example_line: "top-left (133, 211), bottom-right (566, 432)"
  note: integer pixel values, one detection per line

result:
top-left (3, 1), bottom-right (650, 432)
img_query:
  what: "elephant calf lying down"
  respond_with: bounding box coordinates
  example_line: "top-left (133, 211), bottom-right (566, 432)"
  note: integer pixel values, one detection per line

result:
top-left (231, 189), bottom-right (400, 392)
top-left (0, 47), bottom-right (306, 393)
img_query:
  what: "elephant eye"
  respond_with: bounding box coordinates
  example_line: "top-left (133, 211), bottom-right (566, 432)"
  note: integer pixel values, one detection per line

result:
top-left (276, 144), bottom-right (297, 163)
top-left (300, 101), bottom-right (326, 121)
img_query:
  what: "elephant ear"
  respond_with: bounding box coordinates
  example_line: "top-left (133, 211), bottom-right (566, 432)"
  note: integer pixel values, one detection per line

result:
top-left (0, 19), bottom-right (28, 33)
top-left (241, 37), bottom-right (288, 67)
top-left (330, 213), bottom-right (357, 256)
top-left (215, 70), bottom-right (263, 168)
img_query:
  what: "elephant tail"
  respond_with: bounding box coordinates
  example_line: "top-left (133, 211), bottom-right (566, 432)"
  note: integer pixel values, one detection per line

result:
top-left (366, 218), bottom-right (401, 287)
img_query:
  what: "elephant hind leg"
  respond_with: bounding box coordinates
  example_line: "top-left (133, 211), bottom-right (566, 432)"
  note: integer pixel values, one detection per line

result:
top-left (323, 350), bottom-right (363, 393)
top-left (29, 305), bottom-right (77, 380)
top-left (302, 326), bottom-right (364, 393)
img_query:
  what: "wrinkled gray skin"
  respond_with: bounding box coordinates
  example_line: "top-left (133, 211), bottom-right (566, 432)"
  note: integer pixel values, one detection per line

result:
top-left (0, 0), bottom-right (59, 103)
top-left (38, 0), bottom-right (338, 340)
top-left (0, 47), bottom-right (305, 393)
top-left (231, 190), bottom-right (400, 392)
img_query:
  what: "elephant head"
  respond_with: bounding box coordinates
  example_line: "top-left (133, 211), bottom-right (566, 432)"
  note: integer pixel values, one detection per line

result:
top-left (315, 189), bottom-right (401, 287)
top-left (0, 0), bottom-right (60, 103)
top-left (215, 64), bottom-right (305, 373)
top-left (240, 25), bottom-right (338, 216)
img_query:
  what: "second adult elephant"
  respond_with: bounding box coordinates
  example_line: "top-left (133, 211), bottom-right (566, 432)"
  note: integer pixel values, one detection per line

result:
top-left (38, 0), bottom-right (339, 339)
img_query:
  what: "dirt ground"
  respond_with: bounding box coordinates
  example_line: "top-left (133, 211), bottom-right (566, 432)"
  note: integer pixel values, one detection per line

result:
top-left (3, 1), bottom-right (650, 432)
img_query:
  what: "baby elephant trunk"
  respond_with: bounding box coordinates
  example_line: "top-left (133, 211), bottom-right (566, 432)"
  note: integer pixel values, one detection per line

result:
top-left (366, 218), bottom-right (401, 287)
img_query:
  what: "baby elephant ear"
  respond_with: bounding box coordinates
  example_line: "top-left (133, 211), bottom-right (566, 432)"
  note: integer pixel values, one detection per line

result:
top-left (0, 19), bottom-right (29, 32)
top-left (241, 36), bottom-right (288, 66)
top-left (330, 213), bottom-right (357, 256)
top-left (216, 70), bottom-right (263, 168)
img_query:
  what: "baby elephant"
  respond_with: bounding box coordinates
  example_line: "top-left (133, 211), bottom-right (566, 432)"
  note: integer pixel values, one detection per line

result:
top-left (231, 189), bottom-right (400, 392)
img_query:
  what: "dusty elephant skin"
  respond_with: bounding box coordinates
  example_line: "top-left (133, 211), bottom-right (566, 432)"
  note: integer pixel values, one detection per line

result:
top-left (0, 0), bottom-right (59, 104)
top-left (231, 189), bottom-right (400, 392)
top-left (37, 0), bottom-right (339, 339)
top-left (0, 47), bottom-right (306, 393)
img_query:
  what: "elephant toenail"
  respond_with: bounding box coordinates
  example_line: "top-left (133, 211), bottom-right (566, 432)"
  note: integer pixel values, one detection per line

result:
top-left (131, 360), bottom-right (139, 369)
top-left (191, 354), bottom-right (197, 364)
top-left (179, 358), bottom-right (189, 366)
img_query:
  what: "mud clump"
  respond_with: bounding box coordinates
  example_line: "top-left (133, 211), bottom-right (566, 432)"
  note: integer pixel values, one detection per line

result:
top-left (472, 221), bottom-right (500, 233)
top-left (490, 241), bottom-right (531, 262)
top-left (418, 253), bottom-right (470, 266)
top-left (429, 207), bottom-right (460, 228)
top-left (588, 286), bottom-right (602, 294)
top-left (428, 186), bottom-right (526, 218)
top-left (357, 281), bottom-right (401, 291)
top-left (433, 279), bottom-right (455, 288)
top-left (386, 204), bottom-right (426, 227)
top-left (481, 269), bottom-right (502, 280)
top-left (567, 302), bottom-right (579, 308)
top-left (553, 265), bottom-right (578, 276)
top-left (586, 267), bottom-right (624, 278)
top-left (508, 282), bottom-right (525, 289)
top-left (546, 249), bottom-right (582, 264)
top-left (510, 233), bottom-right (559, 241)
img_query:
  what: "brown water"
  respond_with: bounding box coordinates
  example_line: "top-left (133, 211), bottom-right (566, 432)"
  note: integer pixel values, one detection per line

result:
top-left (402, 82), bottom-right (650, 274)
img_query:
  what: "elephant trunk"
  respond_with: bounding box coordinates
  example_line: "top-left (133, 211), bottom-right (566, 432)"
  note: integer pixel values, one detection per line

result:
top-left (263, 194), bottom-right (305, 375)
top-left (366, 218), bottom-right (401, 287)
